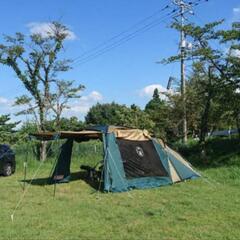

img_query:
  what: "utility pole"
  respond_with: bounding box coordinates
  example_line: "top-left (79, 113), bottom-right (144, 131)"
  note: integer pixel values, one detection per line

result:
top-left (180, 1), bottom-right (187, 143)
top-left (173, 0), bottom-right (193, 143)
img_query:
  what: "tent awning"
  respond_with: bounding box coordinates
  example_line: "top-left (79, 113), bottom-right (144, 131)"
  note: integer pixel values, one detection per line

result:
top-left (30, 130), bottom-right (102, 141)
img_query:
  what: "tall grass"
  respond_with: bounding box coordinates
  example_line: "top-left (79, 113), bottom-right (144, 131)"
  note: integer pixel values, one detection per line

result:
top-left (13, 139), bottom-right (103, 171)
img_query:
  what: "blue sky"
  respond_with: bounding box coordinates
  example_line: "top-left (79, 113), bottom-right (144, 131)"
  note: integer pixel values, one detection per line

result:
top-left (0, 0), bottom-right (239, 122)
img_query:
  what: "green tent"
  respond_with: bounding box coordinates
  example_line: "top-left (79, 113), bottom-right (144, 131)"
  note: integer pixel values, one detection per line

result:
top-left (32, 126), bottom-right (200, 192)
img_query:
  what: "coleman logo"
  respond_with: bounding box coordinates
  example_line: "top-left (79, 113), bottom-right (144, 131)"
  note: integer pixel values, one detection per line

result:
top-left (136, 146), bottom-right (144, 157)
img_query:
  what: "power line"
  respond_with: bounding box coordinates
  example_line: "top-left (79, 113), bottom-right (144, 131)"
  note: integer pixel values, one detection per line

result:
top-left (72, 1), bottom-right (170, 63)
top-left (72, 8), bottom-right (179, 67)
top-left (72, 0), bottom-right (209, 67)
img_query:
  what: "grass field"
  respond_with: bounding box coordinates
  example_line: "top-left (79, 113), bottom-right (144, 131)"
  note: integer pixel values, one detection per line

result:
top-left (0, 138), bottom-right (240, 240)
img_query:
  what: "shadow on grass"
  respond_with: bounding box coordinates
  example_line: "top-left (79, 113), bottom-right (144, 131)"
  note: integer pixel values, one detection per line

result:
top-left (20, 171), bottom-right (101, 190)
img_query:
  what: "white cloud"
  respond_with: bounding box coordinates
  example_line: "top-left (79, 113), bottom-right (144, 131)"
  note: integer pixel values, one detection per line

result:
top-left (80, 91), bottom-right (103, 102)
top-left (27, 22), bottom-right (77, 40)
top-left (232, 7), bottom-right (240, 22)
top-left (0, 96), bottom-right (24, 113)
top-left (0, 97), bottom-right (11, 105)
top-left (64, 91), bottom-right (103, 118)
top-left (0, 96), bottom-right (24, 126)
top-left (233, 7), bottom-right (240, 13)
top-left (230, 49), bottom-right (240, 58)
top-left (139, 84), bottom-right (169, 98)
top-left (229, 6), bottom-right (240, 24)
top-left (0, 91), bottom-right (103, 122)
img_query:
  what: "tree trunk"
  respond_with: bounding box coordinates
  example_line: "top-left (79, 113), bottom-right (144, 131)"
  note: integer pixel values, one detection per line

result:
top-left (199, 97), bottom-right (211, 143)
top-left (199, 66), bottom-right (214, 144)
top-left (39, 103), bottom-right (47, 161)
top-left (40, 141), bottom-right (47, 161)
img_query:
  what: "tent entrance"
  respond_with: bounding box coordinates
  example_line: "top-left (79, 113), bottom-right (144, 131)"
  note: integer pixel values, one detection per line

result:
top-left (52, 139), bottom-right (73, 183)
top-left (52, 139), bottom-right (104, 184)
top-left (117, 139), bottom-right (168, 179)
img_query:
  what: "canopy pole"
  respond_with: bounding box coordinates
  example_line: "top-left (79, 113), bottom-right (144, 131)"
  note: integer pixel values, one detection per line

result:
top-left (53, 151), bottom-right (60, 198)
top-left (51, 135), bottom-right (61, 198)
top-left (102, 133), bottom-right (108, 193)
top-left (23, 141), bottom-right (29, 191)
top-left (23, 155), bottom-right (27, 191)
top-left (53, 180), bottom-right (57, 197)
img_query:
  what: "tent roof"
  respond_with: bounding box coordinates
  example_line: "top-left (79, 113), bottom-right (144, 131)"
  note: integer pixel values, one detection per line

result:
top-left (86, 125), bottom-right (131, 133)
top-left (30, 130), bottom-right (102, 141)
top-left (30, 125), bottom-right (152, 141)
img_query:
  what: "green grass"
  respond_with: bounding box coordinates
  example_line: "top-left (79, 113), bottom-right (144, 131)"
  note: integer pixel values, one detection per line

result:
top-left (0, 138), bottom-right (240, 240)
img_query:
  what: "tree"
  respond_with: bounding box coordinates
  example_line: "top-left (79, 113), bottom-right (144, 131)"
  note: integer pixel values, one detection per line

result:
top-left (86, 102), bottom-right (154, 130)
top-left (0, 115), bottom-right (19, 144)
top-left (0, 22), bottom-right (85, 160)
top-left (218, 22), bottom-right (240, 136)
top-left (45, 117), bottom-right (85, 131)
top-left (145, 89), bottom-right (169, 139)
top-left (163, 20), bottom-right (240, 142)
top-left (129, 104), bottom-right (155, 131)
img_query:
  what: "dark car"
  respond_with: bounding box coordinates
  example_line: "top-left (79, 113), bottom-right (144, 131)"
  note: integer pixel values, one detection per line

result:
top-left (0, 144), bottom-right (16, 176)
